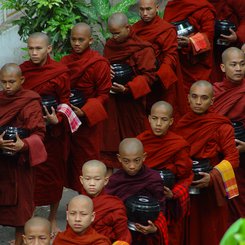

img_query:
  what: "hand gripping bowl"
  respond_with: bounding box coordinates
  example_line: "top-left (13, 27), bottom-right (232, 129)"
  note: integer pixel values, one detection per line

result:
top-left (157, 169), bottom-right (176, 189)
top-left (215, 20), bottom-right (236, 46)
top-left (231, 121), bottom-right (245, 142)
top-left (111, 63), bottom-right (134, 86)
top-left (171, 19), bottom-right (195, 37)
top-left (41, 95), bottom-right (58, 114)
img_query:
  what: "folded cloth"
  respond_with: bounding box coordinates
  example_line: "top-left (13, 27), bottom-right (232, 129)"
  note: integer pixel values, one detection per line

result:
top-left (214, 160), bottom-right (239, 199)
top-left (57, 103), bottom-right (81, 133)
top-left (189, 32), bottom-right (211, 54)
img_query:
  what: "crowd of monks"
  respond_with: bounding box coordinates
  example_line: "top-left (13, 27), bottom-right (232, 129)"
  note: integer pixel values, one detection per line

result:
top-left (0, 0), bottom-right (244, 244)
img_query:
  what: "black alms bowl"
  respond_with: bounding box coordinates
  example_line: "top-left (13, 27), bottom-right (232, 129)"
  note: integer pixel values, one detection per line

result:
top-left (70, 89), bottom-right (85, 108)
top-left (158, 169), bottom-right (176, 189)
top-left (192, 158), bottom-right (212, 181)
top-left (111, 63), bottom-right (134, 86)
top-left (41, 95), bottom-right (58, 114)
top-left (232, 121), bottom-right (245, 142)
top-left (172, 19), bottom-right (195, 37)
top-left (125, 195), bottom-right (160, 230)
top-left (215, 20), bottom-right (236, 46)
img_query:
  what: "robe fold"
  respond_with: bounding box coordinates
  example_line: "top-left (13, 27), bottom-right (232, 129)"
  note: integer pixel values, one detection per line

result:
top-left (174, 110), bottom-right (239, 245)
top-left (133, 15), bottom-right (187, 121)
top-left (53, 225), bottom-right (111, 245)
top-left (164, 0), bottom-right (216, 93)
top-left (20, 55), bottom-right (71, 205)
top-left (101, 29), bottom-right (156, 168)
top-left (0, 89), bottom-right (46, 226)
top-left (61, 48), bottom-right (111, 191)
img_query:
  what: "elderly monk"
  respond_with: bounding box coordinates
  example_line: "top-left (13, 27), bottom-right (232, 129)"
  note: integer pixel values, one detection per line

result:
top-left (101, 13), bottom-right (156, 168)
top-left (137, 101), bottom-right (193, 245)
top-left (133, 0), bottom-right (187, 121)
top-left (23, 217), bottom-right (52, 245)
top-left (53, 195), bottom-right (111, 245)
top-left (61, 23), bottom-right (111, 191)
top-left (20, 32), bottom-right (74, 234)
top-left (164, 0), bottom-right (216, 93)
top-left (0, 63), bottom-right (46, 245)
top-left (105, 138), bottom-right (168, 245)
top-left (80, 160), bottom-right (132, 244)
top-left (174, 80), bottom-right (239, 245)
top-left (213, 47), bottom-right (245, 223)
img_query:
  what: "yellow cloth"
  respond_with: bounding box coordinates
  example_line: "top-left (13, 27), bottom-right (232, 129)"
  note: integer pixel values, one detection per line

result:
top-left (214, 160), bottom-right (239, 199)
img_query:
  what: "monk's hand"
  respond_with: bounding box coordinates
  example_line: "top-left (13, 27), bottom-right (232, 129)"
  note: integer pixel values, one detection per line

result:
top-left (192, 172), bottom-right (210, 188)
top-left (177, 36), bottom-right (190, 47)
top-left (110, 65), bottom-right (115, 79)
top-left (135, 220), bottom-right (157, 235)
top-left (235, 139), bottom-right (245, 153)
top-left (220, 28), bottom-right (237, 44)
top-left (71, 104), bottom-right (85, 117)
top-left (0, 131), bottom-right (14, 149)
top-left (163, 186), bottom-right (173, 199)
top-left (43, 106), bottom-right (59, 125)
top-left (10, 133), bottom-right (24, 152)
top-left (111, 82), bottom-right (127, 93)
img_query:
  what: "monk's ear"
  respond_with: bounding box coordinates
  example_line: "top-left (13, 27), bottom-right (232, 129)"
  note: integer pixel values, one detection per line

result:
top-left (91, 211), bottom-right (95, 222)
top-left (89, 37), bottom-right (93, 45)
top-left (22, 235), bottom-right (27, 244)
top-left (220, 63), bottom-right (225, 73)
top-left (210, 96), bottom-right (215, 105)
top-left (20, 76), bottom-right (25, 85)
top-left (79, 175), bottom-right (84, 186)
top-left (142, 152), bottom-right (147, 161)
top-left (47, 45), bottom-right (52, 54)
top-left (66, 210), bottom-right (69, 221)
top-left (117, 153), bottom-right (122, 162)
top-left (104, 176), bottom-right (109, 186)
top-left (169, 117), bottom-right (174, 126)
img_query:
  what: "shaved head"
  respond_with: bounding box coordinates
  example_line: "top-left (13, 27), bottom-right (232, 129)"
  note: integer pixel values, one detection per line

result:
top-left (71, 22), bottom-right (92, 37)
top-left (119, 138), bottom-right (144, 155)
top-left (28, 32), bottom-right (50, 45)
top-left (82, 160), bottom-right (107, 177)
top-left (190, 80), bottom-right (213, 97)
top-left (24, 217), bottom-right (51, 234)
top-left (1, 63), bottom-right (22, 77)
top-left (108, 12), bottom-right (129, 28)
top-left (68, 195), bottom-right (93, 212)
top-left (151, 101), bottom-right (173, 117)
top-left (138, 0), bottom-right (159, 5)
top-left (222, 47), bottom-right (245, 64)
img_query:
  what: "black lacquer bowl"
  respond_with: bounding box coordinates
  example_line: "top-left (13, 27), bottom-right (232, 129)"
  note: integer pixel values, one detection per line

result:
top-left (172, 19), bottom-right (195, 37)
top-left (41, 95), bottom-right (58, 114)
top-left (215, 20), bottom-right (236, 46)
top-left (70, 89), bottom-right (85, 108)
top-left (111, 63), bottom-right (134, 86)
top-left (232, 121), bottom-right (245, 142)
top-left (158, 169), bottom-right (176, 189)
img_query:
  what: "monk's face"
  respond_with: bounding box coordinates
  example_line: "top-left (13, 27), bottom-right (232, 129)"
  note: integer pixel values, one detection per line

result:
top-left (70, 27), bottom-right (93, 54)
top-left (0, 71), bottom-right (24, 96)
top-left (118, 147), bottom-right (146, 176)
top-left (149, 106), bottom-right (173, 136)
top-left (67, 199), bottom-right (95, 234)
top-left (138, 0), bottom-right (159, 22)
top-left (27, 37), bottom-right (52, 66)
top-left (80, 166), bottom-right (109, 197)
top-left (188, 85), bottom-right (214, 114)
top-left (109, 24), bottom-right (130, 43)
top-left (220, 51), bottom-right (245, 84)
top-left (22, 225), bottom-right (51, 245)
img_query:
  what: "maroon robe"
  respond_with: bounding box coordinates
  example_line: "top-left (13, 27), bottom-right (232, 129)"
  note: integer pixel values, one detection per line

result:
top-left (174, 110), bottom-right (239, 245)
top-left (0, 89), bottom-right (46, 226)
top-left (61, 48), bottom-right (111, 191)
top-left (20, 56), bottom-right (71, 205)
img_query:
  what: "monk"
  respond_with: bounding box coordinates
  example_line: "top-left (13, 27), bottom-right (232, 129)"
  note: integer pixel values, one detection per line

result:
top-left (105, 138), bottom-right (168, 245)
top-left (23, 217), bottom-right (52, 245)
top-left (20, 32), bottom-right (78, 234)
top-left (164, 0), bottom-right (216, 93)
top-left (53, 195), bottom-right (111, 245)
top-left (133, 0), bottom-right (187, 121)
top-left (61, 23), bottom-right (111, 191)
top-left (0, 63), bottom-right (46, 245)
top-left (101, 13), bottom-right (156, 168)
top-left (137, 101), bottom-right (193, 245)
top-left (212, 47), bottom-right (245, 223)
top-left (174, 80), bottom-right (240, 245)
top-left (80, 160), bottom-right (132, 243)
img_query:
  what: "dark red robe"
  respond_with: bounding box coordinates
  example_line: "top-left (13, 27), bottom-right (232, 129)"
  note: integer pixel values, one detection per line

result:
top-left (101, 29), bottom-right (156, 168)
top-left (20, 56), bottom-right (71, 205)
top-left (133, 15), bottom-right (187, 121)
top-left (164, 0), bottom-right (216, 93)
top-left (53, 225), bottom-right (111, 245)
top-left (0, 89), bottom-right (46, 226)
top-left (137, 129), bottom-right (193, 245)
top-left (61, 48), bottom-right (111, 191)
top-left (213, 78), bottom-right (245, 223)
top-left (174, 110), bottom-right (239, 245)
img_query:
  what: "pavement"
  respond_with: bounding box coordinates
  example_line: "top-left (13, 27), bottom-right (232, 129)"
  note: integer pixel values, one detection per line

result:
top-left (0, 188), bottom-right (78, 244)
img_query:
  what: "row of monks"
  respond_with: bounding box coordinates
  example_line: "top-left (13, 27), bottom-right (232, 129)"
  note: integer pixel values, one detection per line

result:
top-left (0, 0), bottom-right (244, 244)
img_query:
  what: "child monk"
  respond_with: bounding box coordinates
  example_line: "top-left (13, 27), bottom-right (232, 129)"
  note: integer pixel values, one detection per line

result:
top-left (105, 138), bottom-right (168, 245)
top-left (80, 160), bottom-right (131, 243)
top-left (22, 217), bottom-right (51, 245)
top-left (53, 195), bottom-right (111, 245)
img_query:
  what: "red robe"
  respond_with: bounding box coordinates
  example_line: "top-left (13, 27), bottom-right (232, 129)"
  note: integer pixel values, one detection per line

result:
top-left (101, 29), bottom-right (156, 168)
top-left (213, 78), bottom-right (245, 223)
top-left (61, 48), bottom-right (111, 191)
top-left (174, 110), bottom-right (239, 245)
top-left (53, 225), bottom-right (111, 245)
top-left (20, 56), bottom-right (71, 205)
top-left (0, 89), bottom-right (46, 226)
top-left (133, 15), bottom-right (187, 121)
top-left (137, 129), bottom-right (193, 245)
top-left (164, 0), bottom-right (216, 93)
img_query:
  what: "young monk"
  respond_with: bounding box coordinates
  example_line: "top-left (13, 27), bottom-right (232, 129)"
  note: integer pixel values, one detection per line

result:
top-left (105, 138), bottom-right (168, 245)
top-left (53, 195), bottom-right (111, 245)
top-left (137, 101), bottom-right (193, 245)
top-left (23, 217), bottom-right (52, 245)
top-left (0, 63), bottom-right (46, 245)
top-left (80, 160), bottom-right (132, 243)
